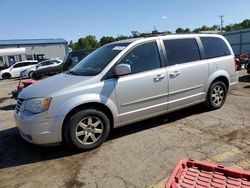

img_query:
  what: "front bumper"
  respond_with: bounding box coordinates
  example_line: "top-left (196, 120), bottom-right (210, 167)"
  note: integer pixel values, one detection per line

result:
top-left (14, 111), bottom-right (64, 145)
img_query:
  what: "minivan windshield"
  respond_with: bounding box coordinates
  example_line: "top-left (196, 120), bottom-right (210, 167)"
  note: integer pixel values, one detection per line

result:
top-left (68, 42), bottom-right (131, 76)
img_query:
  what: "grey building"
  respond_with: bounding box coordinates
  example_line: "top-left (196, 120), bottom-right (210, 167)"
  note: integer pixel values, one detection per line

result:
top-left (0, 38), bottom-right (68, 67)
top-left (223, 28), bottom-right (250, 57)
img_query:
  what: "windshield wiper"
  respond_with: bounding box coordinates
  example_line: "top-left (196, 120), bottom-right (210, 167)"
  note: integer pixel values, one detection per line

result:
top-left (66, 70), bottom-right (79, 75)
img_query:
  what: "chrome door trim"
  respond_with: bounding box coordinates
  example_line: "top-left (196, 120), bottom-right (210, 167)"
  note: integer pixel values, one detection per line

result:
top-left (121, 93), bottom-right (169, 107)
top-left (168, 85), bottom-right (204, 96)
top-left (168, 92), bottom-right (205, 104)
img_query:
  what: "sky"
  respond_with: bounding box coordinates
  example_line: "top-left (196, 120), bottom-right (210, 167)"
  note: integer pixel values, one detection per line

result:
top-left (0, 0), bottom-right (249, 42)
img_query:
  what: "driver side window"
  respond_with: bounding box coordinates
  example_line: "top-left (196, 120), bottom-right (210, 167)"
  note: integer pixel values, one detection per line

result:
top-left (118, 42), bottom-right (161, 74)
top-left (13, 63), bottom-right (22, 68)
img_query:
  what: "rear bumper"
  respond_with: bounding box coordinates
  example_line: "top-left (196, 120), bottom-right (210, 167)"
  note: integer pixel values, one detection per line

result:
top-left (229, 73), bottom-right (239, 91)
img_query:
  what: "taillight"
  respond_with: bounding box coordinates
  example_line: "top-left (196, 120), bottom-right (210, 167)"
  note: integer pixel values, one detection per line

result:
top-left (234, 57), bottom-right (237, 72)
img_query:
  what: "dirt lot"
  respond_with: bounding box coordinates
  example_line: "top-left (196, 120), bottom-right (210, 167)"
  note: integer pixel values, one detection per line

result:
top-left (0, 71), bottom-right (250, 188)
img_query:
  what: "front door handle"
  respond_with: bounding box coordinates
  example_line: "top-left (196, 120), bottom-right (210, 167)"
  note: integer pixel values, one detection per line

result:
top-left (154, 74), bottom-right (165, 81)
top-left (169, 71), bottom-right (180, 78)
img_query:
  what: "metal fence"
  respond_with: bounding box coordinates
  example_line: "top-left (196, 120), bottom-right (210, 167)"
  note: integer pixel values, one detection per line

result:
top-left (223, 28), bottom-right (250, 56)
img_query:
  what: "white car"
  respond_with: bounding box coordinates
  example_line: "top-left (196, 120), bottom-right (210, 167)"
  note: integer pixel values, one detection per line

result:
top-left (20, 66), bottom-right (37, 78)
top-left (0, 60), bottom-right (38, 79)
top-left (21, 59), bottom-right (62, 78)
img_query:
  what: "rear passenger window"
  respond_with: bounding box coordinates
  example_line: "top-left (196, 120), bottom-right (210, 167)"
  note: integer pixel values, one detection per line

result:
top-left (163, 38), bottom-right (201, 66)
top-left (21, 63), bottom-right (29, 67)
top-left (201, 37), bottom-right (231, 59)
top-left (25, 62), bottom-right (32, 66)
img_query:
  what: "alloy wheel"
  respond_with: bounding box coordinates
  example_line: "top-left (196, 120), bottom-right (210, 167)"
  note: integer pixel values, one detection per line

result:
top-left (211, 85), bottom-right (224, 106)
top-left (75, 116), bottom-right (104, 145)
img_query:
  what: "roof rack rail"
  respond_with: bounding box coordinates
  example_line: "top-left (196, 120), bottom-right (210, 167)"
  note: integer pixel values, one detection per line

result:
top-left (142, 32), bottom-right (201, 38)
top-left (142, 32), bottom-right (170, 38)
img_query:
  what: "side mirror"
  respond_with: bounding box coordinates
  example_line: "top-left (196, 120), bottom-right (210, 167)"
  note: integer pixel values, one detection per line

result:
top-left (115, 64), bottom-right (131, 76)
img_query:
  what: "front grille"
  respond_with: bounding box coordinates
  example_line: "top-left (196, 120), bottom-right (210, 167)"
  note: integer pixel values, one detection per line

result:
top-left (15, 98), bottom-right (24, 114)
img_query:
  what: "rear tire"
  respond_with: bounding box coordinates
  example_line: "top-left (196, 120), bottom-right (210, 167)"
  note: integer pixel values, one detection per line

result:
top-left (205, 81), bottom-right (227, 110)
top-left (2, 73), bottom-right (11, 79)
top-left (64, 109), bottom-right (110, 151)
top-left (245, 63), bottom-right (249, 70)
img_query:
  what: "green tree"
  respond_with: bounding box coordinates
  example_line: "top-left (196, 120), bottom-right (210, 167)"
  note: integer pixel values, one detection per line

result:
top-left (211, 25), bottom-right (220, 31)
top-left (184, 28), bottom-right (191, 33)
top-left (193, 28), bottom-right (201, 33)
top-left (176, 28), bottom-right (185, 33)
top-left (241, 19), bottom-right (250, 29)
top-left (131, 31), bottom-right (140, 38)
top-left (115, 35), bottom-right (130, 41)
top-left (224, 24), bottom-right (243, 32)
top-left (68, 40), bottom-right (75, 50)
top-left (200, 25), bottom-right (210, 31)
top-left (99, 36), bottom-right (115, 46)
top-left (176, 28), bottom-right (190, 33)
top-left (75, 35), bottom-right (99, 50)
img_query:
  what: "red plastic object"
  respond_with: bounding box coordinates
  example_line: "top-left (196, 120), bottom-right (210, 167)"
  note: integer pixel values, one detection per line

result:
top-left (166, 159), bottom-right (250, 188)
top-left (18, 79), bottom-right (38, 90)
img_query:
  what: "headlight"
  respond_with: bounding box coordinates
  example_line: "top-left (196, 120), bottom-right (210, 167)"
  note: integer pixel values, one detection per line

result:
top-left (23, 98), bottom-right (52, 114)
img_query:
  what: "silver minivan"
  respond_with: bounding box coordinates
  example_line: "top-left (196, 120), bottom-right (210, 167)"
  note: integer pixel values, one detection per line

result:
top-left (15, 34), bottom-right (238, 150)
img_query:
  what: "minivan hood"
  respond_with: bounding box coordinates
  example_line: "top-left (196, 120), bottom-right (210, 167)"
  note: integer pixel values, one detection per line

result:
top-left (19, 73), bottom-right (93, 99)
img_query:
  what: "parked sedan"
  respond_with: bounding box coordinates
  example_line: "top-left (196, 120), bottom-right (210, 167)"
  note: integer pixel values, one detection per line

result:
top-left (32, 59), bottom-right (62, 78)
top-left (21, 59), bottom-right (61, 78)
top-left (0, 60), bottom-right (38, 79)
top-left (20, 65), bottom-right (37, 78)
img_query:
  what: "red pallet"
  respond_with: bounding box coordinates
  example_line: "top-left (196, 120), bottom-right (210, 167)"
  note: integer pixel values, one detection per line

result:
top-left (166, 159), bottom-right (250, 188)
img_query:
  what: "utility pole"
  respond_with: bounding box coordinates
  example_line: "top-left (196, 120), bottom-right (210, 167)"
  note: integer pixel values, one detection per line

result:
top-left (219, 15), bottom-right (224, 33)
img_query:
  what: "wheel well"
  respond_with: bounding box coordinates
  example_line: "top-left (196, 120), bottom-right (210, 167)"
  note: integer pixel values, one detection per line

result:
top-left (2, 72), bottom-right (11, 78)
top-left (62, 102), bottom-right (114, 139)
top-left (211, 76), bottom-right (229, 91)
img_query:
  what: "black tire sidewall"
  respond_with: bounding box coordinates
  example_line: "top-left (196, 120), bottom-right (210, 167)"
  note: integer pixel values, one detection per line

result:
top-left (2, 73), bottom-right (11, 79)
top-left (207, 81), bottom-right (227, 110)
top-left (65, 109), bottom-right (110, 151)
top-left (28, 71), bottom-right (34, 78)
top-left (32, 73), bottom-right (41, 79)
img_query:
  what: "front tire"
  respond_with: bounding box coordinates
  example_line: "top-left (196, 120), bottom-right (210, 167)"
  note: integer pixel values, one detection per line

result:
top-left (205, 81), bottom-right (227, 110)
top-left (2, 73), bottom-right (11, 79)
top-left (64, 109), bottom-right (110, 151)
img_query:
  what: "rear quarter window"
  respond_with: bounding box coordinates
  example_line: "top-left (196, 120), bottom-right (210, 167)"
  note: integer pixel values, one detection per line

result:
top-left (201, 37), bottom-right (231, 59)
